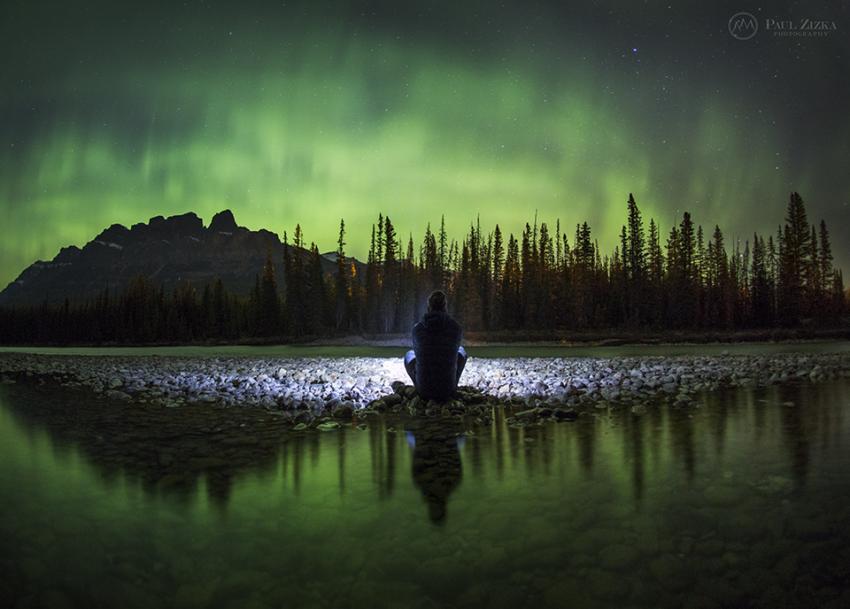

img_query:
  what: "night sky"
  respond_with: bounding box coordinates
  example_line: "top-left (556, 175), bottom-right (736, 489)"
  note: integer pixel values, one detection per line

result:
top-left (2, 0), bottom-right (849, 288)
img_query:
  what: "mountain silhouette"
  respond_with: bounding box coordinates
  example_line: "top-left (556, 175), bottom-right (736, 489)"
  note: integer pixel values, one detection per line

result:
top-left (0, 210), bottom-right (364, 306)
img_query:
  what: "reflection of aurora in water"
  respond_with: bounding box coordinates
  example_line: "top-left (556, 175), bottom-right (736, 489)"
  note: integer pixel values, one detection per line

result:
top-left (0, 380), bottom-right (843, 509)
top-left (2, 380), bottom-right (850, 607)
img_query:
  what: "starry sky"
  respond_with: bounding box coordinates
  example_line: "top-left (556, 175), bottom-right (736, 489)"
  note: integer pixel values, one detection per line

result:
top-left (2, 0), bottom-right (849, 288)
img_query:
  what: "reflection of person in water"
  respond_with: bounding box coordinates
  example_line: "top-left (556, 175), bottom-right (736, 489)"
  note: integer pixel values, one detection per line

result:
top-left (407, 422), bottom-right (464, 524)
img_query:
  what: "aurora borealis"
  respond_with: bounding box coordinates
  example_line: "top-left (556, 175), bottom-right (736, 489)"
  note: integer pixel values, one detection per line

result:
top-left (1, 0), bottom-right (849, 289)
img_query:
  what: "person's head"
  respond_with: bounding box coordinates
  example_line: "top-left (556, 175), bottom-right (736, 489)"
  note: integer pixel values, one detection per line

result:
top-left (427, 290), bottom-right (447, 313)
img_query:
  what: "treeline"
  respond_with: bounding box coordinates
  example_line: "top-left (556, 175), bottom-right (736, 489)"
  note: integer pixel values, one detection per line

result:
top-left (0, 192), bottom-right (846, 344)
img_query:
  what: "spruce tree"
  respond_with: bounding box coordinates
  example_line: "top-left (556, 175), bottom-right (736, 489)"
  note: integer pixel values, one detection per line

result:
top-left (335, 219), bottom-right (349, 331)
top-left (818, 220), bottom-right (834, 317)
top-left (750, 235), bottom-right (770, 325)
top-left (778, 192), bottom-right (810, 324)
top-left (647, 218), bottom-right (664, 324)
top-left (306, 243), bottom-right (329, 334)
top-left (259, 252), bottom-right (280, 336)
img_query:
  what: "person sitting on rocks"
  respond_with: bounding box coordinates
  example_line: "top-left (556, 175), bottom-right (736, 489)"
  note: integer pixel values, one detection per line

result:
top-left (404, 290), bottom-right (467, 401)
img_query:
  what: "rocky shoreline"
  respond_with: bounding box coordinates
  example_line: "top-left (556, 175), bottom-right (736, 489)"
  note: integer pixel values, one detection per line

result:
top-left (2, 351), bottom-right (850, 426)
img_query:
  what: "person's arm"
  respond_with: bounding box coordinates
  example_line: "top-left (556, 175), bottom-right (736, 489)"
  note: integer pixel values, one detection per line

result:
top-left (411, 322), bottom-right (421, 353)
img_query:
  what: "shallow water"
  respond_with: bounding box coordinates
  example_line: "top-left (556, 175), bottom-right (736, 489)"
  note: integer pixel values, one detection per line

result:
top-left (2, 380), bottom-right (850, 608)
top-left (2, 339), bottom-right (849, 359)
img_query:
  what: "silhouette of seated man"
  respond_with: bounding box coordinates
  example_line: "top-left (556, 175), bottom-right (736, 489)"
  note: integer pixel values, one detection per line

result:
top-left (404, 290), bottom-right (467, 401)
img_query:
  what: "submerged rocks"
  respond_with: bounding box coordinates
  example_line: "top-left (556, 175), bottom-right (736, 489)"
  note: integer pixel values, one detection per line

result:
top-left (553, 408), bottom-right (578, 421)
top-left (358, 384), bottom-right (500, 423)
top-left (331, 403), bottom-right (354, 419)
top-left (367, 398), bottom-right (388, 412)
top-left (383, 393), bottom-right (403, 406)
top-left (105, 389), bottom-right (132, 401)
top-left (514, 408), bottom-right (538, 420)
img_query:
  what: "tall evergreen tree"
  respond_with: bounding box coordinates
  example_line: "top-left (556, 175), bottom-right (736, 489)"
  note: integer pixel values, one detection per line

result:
top-left (438, 214), bottom-right (448, 283)
top-left (624, 193), bottom-right (646, 324)
top-left (819, 220), bottom-right (834, 292)
top-left (258, 252), bottom-right (280, 336)
top-left (382, 216), bottom-right (398, 332)
top-left (750, 235), bottom-right (772, 326)
top-left (335, 219), bottom-right (350, 331)
top-left (501, 234), bottom-right (521, 329)
top-left (647, 218), bottom-right (664, 324)
top-left (778, 192), bottom-right (810, 324)
top-left (283, 230), bottom-right (306, 335)
top-left (306, 243), bottom-right (330, 334)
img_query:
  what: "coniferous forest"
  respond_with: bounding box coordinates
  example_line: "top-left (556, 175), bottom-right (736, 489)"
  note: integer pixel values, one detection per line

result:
top-left (0, 192), bottom-right (846, 345)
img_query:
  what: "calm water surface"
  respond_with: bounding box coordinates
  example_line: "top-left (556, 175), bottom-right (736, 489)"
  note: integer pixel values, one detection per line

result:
top-left (2, 380), bottom-right (850, 609)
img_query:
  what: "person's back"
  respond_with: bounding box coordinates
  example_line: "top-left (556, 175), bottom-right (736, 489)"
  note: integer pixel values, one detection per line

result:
top-left (404, 291), bottom-right (467, 401)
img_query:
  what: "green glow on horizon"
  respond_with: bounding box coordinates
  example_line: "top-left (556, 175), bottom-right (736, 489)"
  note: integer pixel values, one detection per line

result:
top-left (0, 22), bottom-right (843, 289)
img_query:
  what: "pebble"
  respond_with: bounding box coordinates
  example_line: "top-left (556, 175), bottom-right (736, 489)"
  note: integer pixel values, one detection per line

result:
top-left (0, 351), bottom-right (847, 419)
top-left (631, 404), bottom-right (647, 416)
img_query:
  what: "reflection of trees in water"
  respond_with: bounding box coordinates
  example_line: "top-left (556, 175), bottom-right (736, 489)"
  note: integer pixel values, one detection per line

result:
top-left (669, 406), bottom-right (696, 482)
top-left (815, 382), bottom-right (844, 455)
top-left (6, 380), bottom-right (846, 524)
top-left (477, 408), bottom-right (578, 481)
top-left (281, 435), bottom-right (302, 496)
top-left (526, 422), bottom-right (554, 477)
top-left (337, 430), bottom-right (346, 494)
top-left (1, 385), bottom-right (289, 509)
top-left (698, 389), bottom-right (731, 464)
top-left (753, 387), bottom-right (768, 444)
top-left (369, 418), bottom-right (397, 498)
top-left (646, 405), bottom-right (664, 483)
top-left (778, 384), bottom-right (810, 491)
top-left (492, 408), bottom-right (506, 479)
top-left (576, 416), bottom-right (596, 475)
top-left (507, 413), bottom-right (522, 465)
top-left (468, 417), bottom-right (484, 480)
top-left (622, 412), bottom-right (645, 505)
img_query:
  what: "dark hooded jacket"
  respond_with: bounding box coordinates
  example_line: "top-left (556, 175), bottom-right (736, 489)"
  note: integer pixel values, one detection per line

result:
top-left (412, 311), bottom-right (463, 401)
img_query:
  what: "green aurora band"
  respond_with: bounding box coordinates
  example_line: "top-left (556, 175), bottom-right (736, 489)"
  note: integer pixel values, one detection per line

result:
top-left (2, 2), bottom-right (848, 289)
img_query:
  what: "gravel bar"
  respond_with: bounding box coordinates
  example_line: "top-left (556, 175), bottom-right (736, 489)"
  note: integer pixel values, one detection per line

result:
top-left (2, 352), bottom-right (849, 416)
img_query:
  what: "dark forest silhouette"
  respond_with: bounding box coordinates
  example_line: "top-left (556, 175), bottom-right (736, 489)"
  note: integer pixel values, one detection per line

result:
top-left (0, 192), bottom-right (846, 344)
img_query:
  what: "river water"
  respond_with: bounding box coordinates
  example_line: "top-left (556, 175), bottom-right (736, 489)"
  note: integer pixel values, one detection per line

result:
top-left (1, 378), bottom-right (849, 608)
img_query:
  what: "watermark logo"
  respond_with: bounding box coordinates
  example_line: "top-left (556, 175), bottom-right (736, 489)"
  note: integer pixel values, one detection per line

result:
top-left (766, 18), bottom-right (838, 37)
top-left (729, 12), bottom-right (759, 40)
top-left (728, 12), bottom-right (838, 39)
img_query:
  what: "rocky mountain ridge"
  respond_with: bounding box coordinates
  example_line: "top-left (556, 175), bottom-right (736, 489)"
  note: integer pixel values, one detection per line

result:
top-left (0, 210), bottom-right (361, 306)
